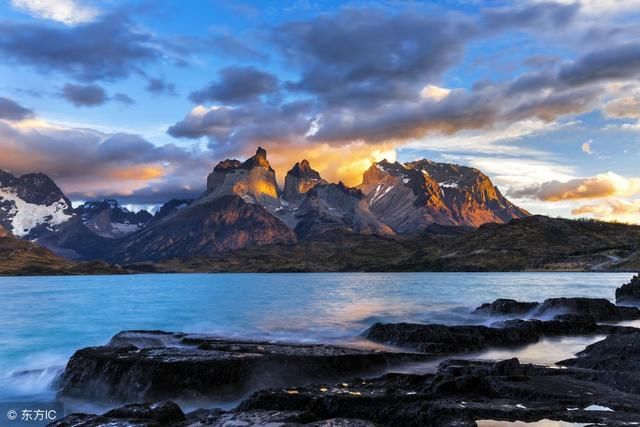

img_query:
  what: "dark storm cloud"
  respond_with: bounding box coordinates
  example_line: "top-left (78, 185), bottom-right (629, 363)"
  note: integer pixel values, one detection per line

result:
top-left (168, 101), bottom-right (313, 149)
top-left (62, 83), bottom-right (108, 107)
top-left (0, 96), bottom-right (33, 121)
top-left (167, 3), bottom-right (592, 147)
top-left (509, 43), bottom-right (640, 95)
top-left (146, 77), bottom-right (177, 96)
top-left (558, 42), bottom-right (640, 86)
top-left (0, 13), bottom-right (164, 82)
top-left (272, 7), bottom-right (476, 107)
top-left (189, 66), bottom-right (279, 104)
top-left (481, 1), bottom-right (579, 33)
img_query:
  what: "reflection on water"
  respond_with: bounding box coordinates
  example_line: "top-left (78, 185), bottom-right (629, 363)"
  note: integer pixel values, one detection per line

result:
top-left (0, 272), bottom-right (634, 404)
top-left (477, 420), bottom-right (589, 427)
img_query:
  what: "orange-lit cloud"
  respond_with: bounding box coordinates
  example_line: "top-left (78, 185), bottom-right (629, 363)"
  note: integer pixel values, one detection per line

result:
top-left (247, 142), bottom-right (398, 187)
top-left (509, 172), bottom-right (640, 201)
top-left (572, 200), bottom-right (640, 224)
top-left (107, 165), bottom-right (164, 181)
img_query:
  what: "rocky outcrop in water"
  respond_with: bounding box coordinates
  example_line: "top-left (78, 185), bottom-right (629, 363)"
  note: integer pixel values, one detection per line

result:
top-left (57, 330), bottom-right (430, 402)
top-left (474, 297), bottom-right (640, 321)
top-left (616, 274), bottom-right (640, 304)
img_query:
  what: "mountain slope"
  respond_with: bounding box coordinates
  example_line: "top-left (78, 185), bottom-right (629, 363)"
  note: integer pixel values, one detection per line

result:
top-left (74, 199), bottom-right (152, 238)
top-left (358, 160), bottom-right (528, 231)
top-left (128, 216), bottom-right (640, 273)
top-left (0, 170), bottom-right (73, 237)
top-left (109, 195), bottom-right (296, 262)
top-left (0, 225), bottom-right (121, 275)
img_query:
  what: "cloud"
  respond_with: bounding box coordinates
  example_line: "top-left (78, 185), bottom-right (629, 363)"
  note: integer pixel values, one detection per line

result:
top-left (0, 118), bottom-right (213, 204)
top-left (113, 93), bottom-right (135, 106)
top-left (61, 83), bottom-right (135, 107)
top-left (10, 0), bottom-right (99, 25)
top-left (0, 14), bottom-right (166, 82)
top-left (189, 67), bottom-right (279, 104)
top-left (572, 199), bottom-right (640, 224)
top-left (168, 102), bottom-right (313, 145)
top-left (603, 95), bottom-right (640, 119)
top-left (210, 34), bottom-right (268, 62)
top-left (62, 83), bottom-right (108, 107)
top-left (582, 139), bottom-right (594, 155)
top-left (146, 77), bottom-right (177, 96)
top-left (0, 97), bottom-right (33, 121)
top-left (509, 172), bottom-right (640, 201)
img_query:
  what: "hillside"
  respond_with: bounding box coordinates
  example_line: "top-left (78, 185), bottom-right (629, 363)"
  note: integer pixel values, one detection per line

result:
top-left (0, 225), bottom-right (124, 276)
top-left (127, 216), bottom-right (640, 273)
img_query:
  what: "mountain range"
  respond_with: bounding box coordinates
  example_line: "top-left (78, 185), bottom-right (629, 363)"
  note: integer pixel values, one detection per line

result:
top-left (2, 147), bottom-right (638, 273)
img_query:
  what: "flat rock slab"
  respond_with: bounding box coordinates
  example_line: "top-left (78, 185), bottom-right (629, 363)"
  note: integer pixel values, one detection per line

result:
top-left (57, 331), bottom-right (432, 403)
top-left (361, 315), bottom-right (634, 354)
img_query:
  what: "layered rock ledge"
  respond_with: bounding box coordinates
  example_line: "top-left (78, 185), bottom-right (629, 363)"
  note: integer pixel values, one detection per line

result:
top-left (56, 331), bottom-right (431, 403)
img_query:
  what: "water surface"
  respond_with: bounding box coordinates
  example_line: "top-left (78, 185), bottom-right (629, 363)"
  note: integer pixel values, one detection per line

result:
top-left (0, 272), bottom-right (633, 404)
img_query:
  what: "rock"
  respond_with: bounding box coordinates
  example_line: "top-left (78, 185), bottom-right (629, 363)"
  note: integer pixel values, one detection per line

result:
top-left (293, 183), bottom-right (394, 238)
top-left (616, 274), bottom-right (640, 304)
top-left (238, 358), bottom-right (640, 426)
top-left (57, 331), bottom-right (430, 402)
top-left (558, 333), bottom-right (640, 394)
top-left (474, 298), bottom-right (539, 316)
top-left (362, 322), bottom-right (541, 353)
top-left (52, 405), bottom-right (376, 426)
top-left (363, 315), bottom-right (636, 355)
top-left (283, 160), bottom-right (327, 202)
top-left (475, 297), bottom-right (640, 321)
top-left (49, 401), bottom-right (185, 427)
top-left (533, 297), bottom-right (640, 321)
top-left (205, 146), bottom-right (280, 208)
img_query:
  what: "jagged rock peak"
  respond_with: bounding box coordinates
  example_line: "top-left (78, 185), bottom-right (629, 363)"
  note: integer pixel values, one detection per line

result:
top-left (206, 147), bottom-right (280, 204)
top-left (213, 159), bottom-right (242, 172)
top-left (287, 159), bottom-right (321, 179)
top-left (283, 159), bottom-right (327, 202)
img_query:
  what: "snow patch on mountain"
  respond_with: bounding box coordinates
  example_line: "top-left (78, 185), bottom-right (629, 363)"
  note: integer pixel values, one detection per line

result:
top-left (0, 188), bottom-right (72, 237)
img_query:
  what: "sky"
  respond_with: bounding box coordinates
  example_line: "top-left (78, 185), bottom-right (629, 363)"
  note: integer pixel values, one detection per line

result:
top-left (0, 0), bottom-right (639, 222)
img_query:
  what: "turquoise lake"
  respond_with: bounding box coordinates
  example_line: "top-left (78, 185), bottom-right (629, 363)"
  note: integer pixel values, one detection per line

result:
top-left (0, 272), bottom-right (635, 405)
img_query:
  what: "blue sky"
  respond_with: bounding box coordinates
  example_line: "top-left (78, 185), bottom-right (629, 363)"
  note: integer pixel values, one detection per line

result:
top-left (0, 0), bottom-right (639, 222)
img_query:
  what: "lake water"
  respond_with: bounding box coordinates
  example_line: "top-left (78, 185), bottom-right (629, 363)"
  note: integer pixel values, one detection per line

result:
top-left (0, 272), bottom-right (635, 407)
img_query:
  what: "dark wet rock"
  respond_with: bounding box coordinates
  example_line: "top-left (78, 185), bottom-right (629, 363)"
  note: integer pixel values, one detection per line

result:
top-left (474, 298), bottom-right (538, 316)
top-left (533, 297), bottom-right (640, 321)
top-left (57, 331), bottom-right (430, 403)
top-left (238, 358), bottom-right (640, 427)
top-left (52, 405), bottom-right (376, 427)
top-left (558, 332), bottom-right (640, 394)
top-left (616, 274), bottom-right (640, 305)
top-left (362, 322), bottom-right (542, 353)
top-left (49, 401), bottom-right (185, 426)
top-left (475, 297), bottom-right (640, 321)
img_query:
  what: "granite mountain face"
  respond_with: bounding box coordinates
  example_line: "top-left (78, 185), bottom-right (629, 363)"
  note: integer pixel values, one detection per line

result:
top-left (358, 160), bottom-right (529, 232)
top-left (1, 147), bottom-right (531, 262)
